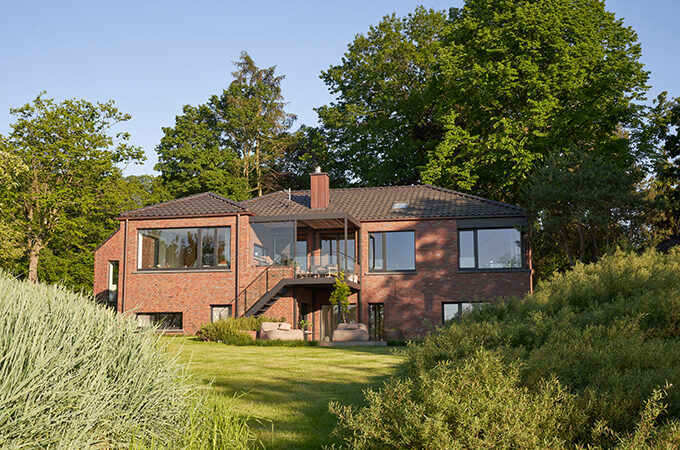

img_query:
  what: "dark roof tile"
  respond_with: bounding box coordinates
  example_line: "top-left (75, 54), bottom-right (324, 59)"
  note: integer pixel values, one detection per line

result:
top-left (119, 192), bottom-right (247, 218)
top-left (239, 185), bottom-right (524, 220)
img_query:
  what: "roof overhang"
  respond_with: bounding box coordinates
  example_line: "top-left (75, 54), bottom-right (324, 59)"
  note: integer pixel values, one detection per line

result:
top-left (249, 212), bottom-right (361, 230)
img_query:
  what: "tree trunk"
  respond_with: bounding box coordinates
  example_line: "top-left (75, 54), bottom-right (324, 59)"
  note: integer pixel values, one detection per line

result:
top-left (577, 225), bottom-right (586, 263)
top-left (27, 239), bottom-right (43, 283)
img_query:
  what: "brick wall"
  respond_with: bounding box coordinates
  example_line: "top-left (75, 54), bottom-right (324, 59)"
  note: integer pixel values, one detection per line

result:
top-left (94, 214), bottom-right (532, 337)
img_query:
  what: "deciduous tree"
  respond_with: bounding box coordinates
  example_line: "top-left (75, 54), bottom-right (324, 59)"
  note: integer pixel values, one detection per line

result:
top-left (0, 93), bottom-right (143, 282)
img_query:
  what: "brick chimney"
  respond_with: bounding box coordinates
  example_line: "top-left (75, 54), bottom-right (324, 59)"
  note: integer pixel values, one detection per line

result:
top-left (310, 166), bottom-right (330, 209)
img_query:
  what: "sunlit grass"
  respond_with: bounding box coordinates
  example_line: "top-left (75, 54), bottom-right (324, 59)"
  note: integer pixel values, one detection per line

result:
top-left (162, 337), bottom-right (402, 449)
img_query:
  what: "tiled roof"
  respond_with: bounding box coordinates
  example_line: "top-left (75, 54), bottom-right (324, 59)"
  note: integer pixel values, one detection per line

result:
top-left (119, 192), bottom-right (247, 218)
top-left (239, 185), bottom-right (524, 220)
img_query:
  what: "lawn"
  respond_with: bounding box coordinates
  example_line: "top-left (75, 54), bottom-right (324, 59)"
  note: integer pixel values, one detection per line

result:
top-left (161, 337), bottom-right (402, 449)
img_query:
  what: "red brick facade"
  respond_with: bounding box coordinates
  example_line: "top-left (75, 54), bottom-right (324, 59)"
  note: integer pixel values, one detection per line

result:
top-left (95, 214), bottom-right (532, 338)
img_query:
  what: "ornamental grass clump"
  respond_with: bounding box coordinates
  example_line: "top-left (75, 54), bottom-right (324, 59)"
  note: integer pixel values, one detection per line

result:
top-left (0, 272), bottom-right (197, 447)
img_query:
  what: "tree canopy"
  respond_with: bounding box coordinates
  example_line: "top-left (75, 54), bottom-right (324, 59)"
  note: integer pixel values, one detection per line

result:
top-left (0, 93), bottom-right (144, 283)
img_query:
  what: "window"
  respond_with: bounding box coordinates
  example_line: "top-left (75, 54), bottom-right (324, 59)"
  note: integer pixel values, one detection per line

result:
top-left (369, 231), bottom-right (415, 271)
top-left (458, 228), bottom-right (522, 270)
top-left (136, 313), bottom-right (183, 330)
top-left (392, 202), bottom-right (409, 210)
top-left (250, 221), bottom-right (294, 266)
top-left (138, 227), bottom-right (230, 270)
top-left (108, 261), bottom-right (119, 305)
top-left (443, 302), bottom-right (485, 322)
top-left (368, 303), bottom-right (384, 340)
top-left (211, 305), bottom-right (232, 322)
top-left (296, 238), bottom-right (308, 271)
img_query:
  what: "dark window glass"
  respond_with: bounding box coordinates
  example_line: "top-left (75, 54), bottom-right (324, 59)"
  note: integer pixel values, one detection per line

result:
top-left (459, 230), bottom-right (475, 268)
top-left (369, 231), bottom-right (415, 271)
top-left (139, 227), bottom-right (229, 270)
top-left (137, 313), bottom-right (182, 330)
top-left (368, 303), bottom-right (384, 340)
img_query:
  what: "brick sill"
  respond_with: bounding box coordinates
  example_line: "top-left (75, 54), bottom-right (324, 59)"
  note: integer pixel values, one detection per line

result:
top-left (133, 268), bottom-right (232, 274)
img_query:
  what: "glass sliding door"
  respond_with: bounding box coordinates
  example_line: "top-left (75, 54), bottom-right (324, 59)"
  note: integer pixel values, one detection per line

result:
top-left (320, 303), bottom-right (357, 340)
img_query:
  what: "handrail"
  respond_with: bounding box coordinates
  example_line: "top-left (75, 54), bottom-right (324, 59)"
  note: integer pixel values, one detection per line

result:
top-left (236, 249), bottom-right (361, 315)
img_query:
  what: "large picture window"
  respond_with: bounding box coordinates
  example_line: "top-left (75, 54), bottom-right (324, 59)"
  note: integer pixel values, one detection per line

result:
top-left (138, 227), bottom-right (230, 270)
top-left (369, 231), bottom-right (415, 272)
top-left (458, 228), bottom-right (522, 270)
top-left (250, 221), bottom-right (294, 267)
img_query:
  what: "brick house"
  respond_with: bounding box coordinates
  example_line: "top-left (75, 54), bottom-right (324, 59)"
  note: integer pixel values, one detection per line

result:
top-left (94, 170), bottom-right (532, 339)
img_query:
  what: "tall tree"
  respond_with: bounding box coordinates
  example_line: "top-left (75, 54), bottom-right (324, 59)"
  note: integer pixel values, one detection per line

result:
top-left (0, 93), bottom-right (143, 282)
top-left (645, 92), bottom-right (680, 235)
top-left (155, 104), bottom-right (248, 200)
top-left (210, 51), bottom-right (296, 196)
top-left (422, 0), bottom-right (649, 202)
top-left (317, 7), bottom-right (447, 186)
top-left (525, 145), bottom-right (646, 266)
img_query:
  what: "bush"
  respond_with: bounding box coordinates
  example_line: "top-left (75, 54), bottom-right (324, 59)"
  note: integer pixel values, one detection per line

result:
top-left (0, 272), bottom-right (254, 448)
top-left (332, 250), bottom-right (680, 448)
top-left (196, 315), bottom-right (287, 344)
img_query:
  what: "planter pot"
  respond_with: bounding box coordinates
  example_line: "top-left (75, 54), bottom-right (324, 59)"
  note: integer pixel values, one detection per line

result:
top-left (243, 330), bottom-right (257, 340)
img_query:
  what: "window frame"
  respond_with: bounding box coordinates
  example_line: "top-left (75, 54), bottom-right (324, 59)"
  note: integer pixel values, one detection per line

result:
top-left (457, 227), bottom-right (525, 272)
top-left (442, 302), bottom-right (486, 323)
top-left (368, 230), bottom-right (416, 273)
top-left (136, 226), bottom-right (231, 272)
top-left (211, 305), bottom-right (233, 322)
top-left (136, 312), bottom-right (183, 331)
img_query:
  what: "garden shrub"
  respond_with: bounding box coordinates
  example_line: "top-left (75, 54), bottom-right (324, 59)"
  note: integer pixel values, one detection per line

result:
top-left (0, 272), bottom-right (254, 448)
top-left (333, 250), bottom-right (680, 448)
top-left (196, 315), bottom-right (288, 345)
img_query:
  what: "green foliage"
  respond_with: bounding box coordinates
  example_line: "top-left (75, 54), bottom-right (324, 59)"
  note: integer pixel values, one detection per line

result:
top-left (331, 350), bottom-right (585, 449)
top-left (525, 145), bottom-right (646, 265)
top-left (0, 92), bottom-right (144, 283)
top-left (333, 250), bottom-right (680, 447)
top-left (155, 104), bottom-right (249, 201)
top-left (422, 0), bottom-right (649, 202)
top-left (196, 316), bottom-right (285, 342)
top-left (317, 7), bottom-right (447, 186)
top-left (645, 92), bottom-right (680, 235)
top-left (0, 272), bottom-right (197, 447)
top-left (329, 272), bottom-right (352, 323)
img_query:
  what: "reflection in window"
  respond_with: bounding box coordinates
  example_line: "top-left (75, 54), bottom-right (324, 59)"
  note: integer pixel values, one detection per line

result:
top-left (443, 302), bottom-right (484, 322)
top-left (138, 227), bottom-right (230, 270)
top-left (296, 239), bottom-right (308, 271)
top-left (136, 313), bottom-right (183, 330)
top-left (369, 231), bottom-right (415, 271)
top-left (211, 305), bottom-right (232, 322)
top-left (458, 228), bottom-right (522, 269)
top-left (250, 222), bottom-right (295, 266)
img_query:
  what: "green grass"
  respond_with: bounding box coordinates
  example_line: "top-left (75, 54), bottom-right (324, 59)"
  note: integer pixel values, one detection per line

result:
top-left (161, 337), bottom-right (402, 449)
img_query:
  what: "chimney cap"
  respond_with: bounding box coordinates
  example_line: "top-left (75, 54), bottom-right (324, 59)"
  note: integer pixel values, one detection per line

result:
top-left (314, 166), bottom-right (322, 173)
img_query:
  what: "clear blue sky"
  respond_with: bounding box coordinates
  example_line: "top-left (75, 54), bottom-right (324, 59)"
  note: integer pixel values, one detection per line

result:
top-left (1, 0), bottom-right (678, 176)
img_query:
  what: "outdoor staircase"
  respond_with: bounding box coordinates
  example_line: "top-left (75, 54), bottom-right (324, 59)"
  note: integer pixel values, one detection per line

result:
top-left (243, 281), bottom-right (289, 317)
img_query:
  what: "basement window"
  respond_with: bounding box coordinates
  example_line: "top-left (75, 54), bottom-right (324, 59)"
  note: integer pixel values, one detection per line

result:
top-left (392, 202), bottom-right (409, 210)
top-left (136, 313), bottom-right (183, 331)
